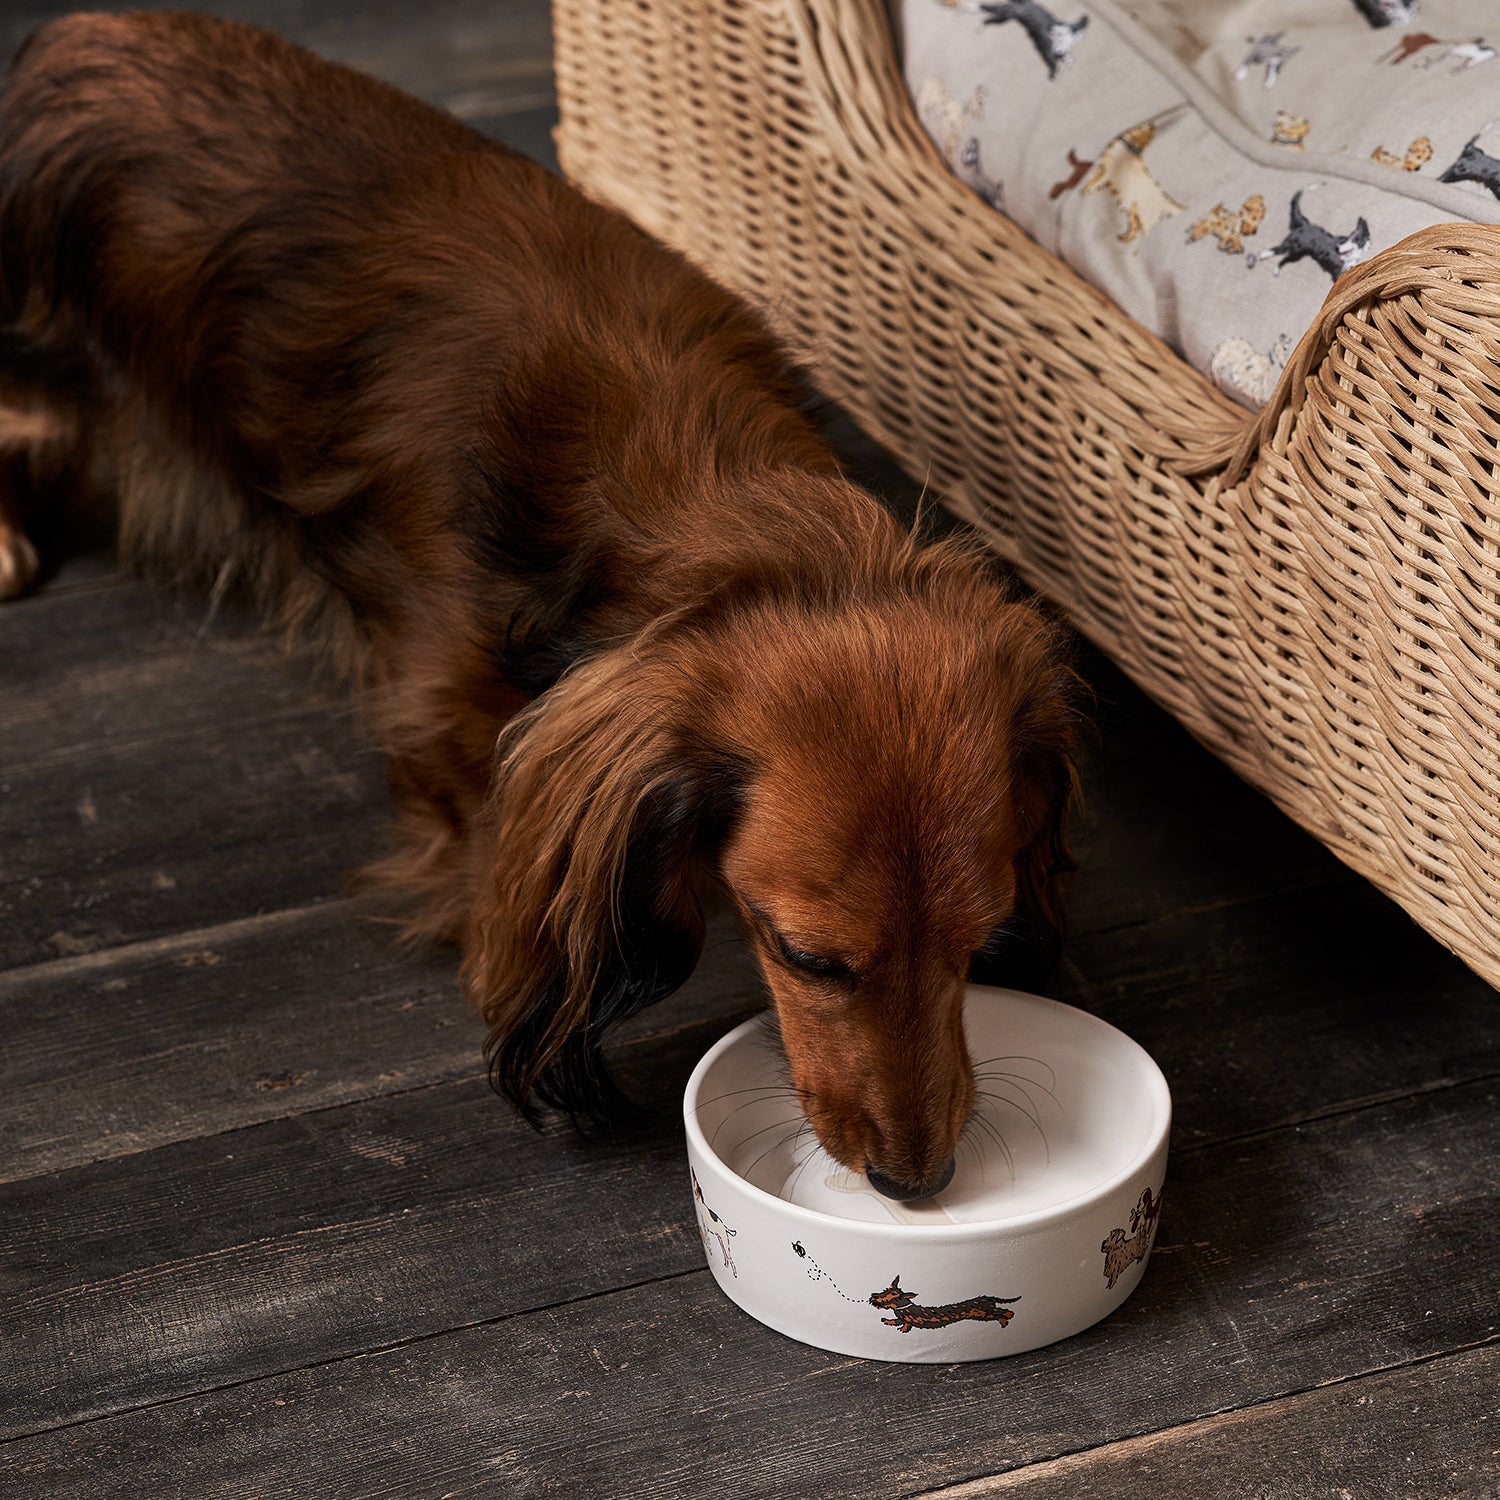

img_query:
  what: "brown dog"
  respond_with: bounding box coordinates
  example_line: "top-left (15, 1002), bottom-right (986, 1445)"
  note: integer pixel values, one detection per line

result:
top-left (0, 13), bottom-right (1080, 1198)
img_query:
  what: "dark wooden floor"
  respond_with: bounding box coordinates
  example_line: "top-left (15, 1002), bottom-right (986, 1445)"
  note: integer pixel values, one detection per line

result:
top-left (1, 4), bottom-right (1497, 1497)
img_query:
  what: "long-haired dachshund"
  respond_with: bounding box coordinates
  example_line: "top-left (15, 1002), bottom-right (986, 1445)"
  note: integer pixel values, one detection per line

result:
top-left (0, 13), bottom-right (1080, 1200)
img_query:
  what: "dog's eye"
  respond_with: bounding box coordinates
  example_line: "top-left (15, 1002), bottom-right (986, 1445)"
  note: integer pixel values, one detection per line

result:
top-left (774, 933), bottom-right (858, 987)
top-left (740, 897), bottom-right (860, 987)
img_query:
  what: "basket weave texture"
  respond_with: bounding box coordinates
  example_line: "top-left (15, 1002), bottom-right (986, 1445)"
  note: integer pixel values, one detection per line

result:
top-left (551, 0), bottom-right (1500, 987)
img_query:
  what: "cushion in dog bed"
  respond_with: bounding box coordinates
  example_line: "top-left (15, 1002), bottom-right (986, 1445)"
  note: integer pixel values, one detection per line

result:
top-left (894, 0), bottom-right (1500, 407)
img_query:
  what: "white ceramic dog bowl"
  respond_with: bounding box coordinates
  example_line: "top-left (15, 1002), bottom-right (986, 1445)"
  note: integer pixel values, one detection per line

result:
top-left (684, 985), bottom-right (1170, 1362)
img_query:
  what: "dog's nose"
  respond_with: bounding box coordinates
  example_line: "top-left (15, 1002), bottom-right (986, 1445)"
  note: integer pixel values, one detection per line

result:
top-left (867, 1156), bottom-right (956, 1202)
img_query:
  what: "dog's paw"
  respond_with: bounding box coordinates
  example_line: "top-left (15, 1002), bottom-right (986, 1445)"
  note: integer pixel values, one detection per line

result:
top-left (0, 520), bottom-right (39, 599)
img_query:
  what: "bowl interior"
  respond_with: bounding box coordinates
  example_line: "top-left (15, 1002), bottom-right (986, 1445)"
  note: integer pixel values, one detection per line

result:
top-left (688, 987), bottom-right (1168, 1228)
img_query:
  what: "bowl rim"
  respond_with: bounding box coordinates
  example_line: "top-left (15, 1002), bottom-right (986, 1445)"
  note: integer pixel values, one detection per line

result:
top-left (682, 985), bottom-right (1172, 1241)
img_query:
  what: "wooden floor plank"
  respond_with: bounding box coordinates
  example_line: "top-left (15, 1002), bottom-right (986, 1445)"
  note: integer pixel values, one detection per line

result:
top-left (2, 1078), bottom-right (1494, 1494)
top-left (1063, 652), bottom-right (1358, 940)
top-left (1056, 876), bottom-right (1500, 1149)
top-left (0, 583), bottom-right (1356, 973)
top-left (0, 583), bottom-right (343, 776)
top-left (0, 699), bottom-right (383, 970)
top-left (0, 1012), bottom-right (740, 1439)
top-left (0, 906), bottom-right (761, 1183)
top-left (1, 6), bottom-right (1494, 1492)
top-left (0, 905), bottom-right (469, 1182)
top-left (917, 1342), bottom-right (1500, 1499)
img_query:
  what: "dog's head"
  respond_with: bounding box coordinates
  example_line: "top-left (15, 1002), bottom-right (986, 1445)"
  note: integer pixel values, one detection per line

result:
top-left (714, 580), bottom-right (1079, 1197)
top-left (468, 544), bottom-right (1081, 1190)
top-left (869, 1276), bottom-right (914, 1310)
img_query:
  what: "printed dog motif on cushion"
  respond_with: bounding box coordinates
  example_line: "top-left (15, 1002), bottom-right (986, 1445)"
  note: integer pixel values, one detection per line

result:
top-left (1235, 33), bottom-right (1299, 89)
top-left (1370, 136), bottom-right (1433, 172)
top-left (868, 1276), bottom-right (1021, 1332)
top-left (1049, 146), bottom-right (1095, 199)
top-left (958, 138), bottom-right (1005, 210)
top-left (1271, 112), bottom-right (1311, 151)
top-left (1188, 195), bottom-right (1266, 255)
top-left (914, 83), bottom-right (1005, 222)
top-left (1417, 39), bottom-right (1495, 72)
top-left (1082, 119), bottom-right (1184, 244)
top-left (916, 75), bottom-right (986, 165)
top-left (1381, 33), bottom-right (1494, 70)
top-left (1247, 190), bottom-right (1371, 281)
top-left (1440, 130), bottom-right (1500, 200)
top-left (972, 1), bottom-right (1088, 79)
top-left (1101, 1185), bottom-right (1163, 1290)
top-left (1211, 333), bottom-right (1293, 408)
top-left (1351, 0), bottom-right (1418, 29)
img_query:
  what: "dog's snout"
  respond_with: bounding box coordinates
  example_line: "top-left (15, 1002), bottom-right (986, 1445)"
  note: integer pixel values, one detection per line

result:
top-left (866, 1155), bottom-right (956, 1203)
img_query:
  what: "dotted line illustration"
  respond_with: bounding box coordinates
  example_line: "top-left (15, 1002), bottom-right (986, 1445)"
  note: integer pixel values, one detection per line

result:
top-left (791, 1240), bottom-right (866, 1303)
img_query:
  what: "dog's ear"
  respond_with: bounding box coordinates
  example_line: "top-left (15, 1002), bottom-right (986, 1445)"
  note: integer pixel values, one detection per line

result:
top-left (972, 623), bottom-right (1085, 992)
top-left (465, 640), bottom-right (743, 1131)
top-left (1007, 698), bottom-right (1082, 987)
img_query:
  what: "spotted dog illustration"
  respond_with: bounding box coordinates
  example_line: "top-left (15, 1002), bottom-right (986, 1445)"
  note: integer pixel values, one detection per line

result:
top-left (1235, 33), bottom-right (1299, 89)
top-left (1440, 130), bottom-right (1500, 201)
top-left (1352, 0), bottom-right (1418, 27)
top-left (1211, 332), bottom-right (1293, 407)
top-left (869, 1276), bottom-right (1021, 1332)
top-left (1101, 1185), bottom-right (1163, 1290)
top-left (1370, 136), bottom-right (1433, 172)
top-left (1271, 111), bottom-right (1311, 151)
top-left (1382, 32), bottom-right (1495, 70)
top-left (1082, 119), bottom-right (1184, 243)
top-left (1189, 195), bottom-right (1266, 254)
top-left (1248, 190), bottom-right (1371, 281)
top-left (973, 1), bottom-right (1088, 79)
top-left (692, 1168), bottom-right (738, 1278)
top-left (1417, 39), bottom-right (1495, 72)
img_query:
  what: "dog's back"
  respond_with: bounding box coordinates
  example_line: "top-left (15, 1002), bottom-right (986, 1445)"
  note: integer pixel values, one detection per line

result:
top-left (0, 13), bottom-right (828, 654)
top-left (0, 15), bottom-right (527, 606)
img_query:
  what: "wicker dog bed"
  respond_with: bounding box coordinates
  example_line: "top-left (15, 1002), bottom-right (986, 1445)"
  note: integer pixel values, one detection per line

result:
top-left (550, 0), bottom-right (1500, 987)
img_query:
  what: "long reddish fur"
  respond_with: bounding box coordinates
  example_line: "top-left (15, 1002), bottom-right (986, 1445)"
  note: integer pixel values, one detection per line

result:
top-left (0, 13), bottom-right (1081, 1186)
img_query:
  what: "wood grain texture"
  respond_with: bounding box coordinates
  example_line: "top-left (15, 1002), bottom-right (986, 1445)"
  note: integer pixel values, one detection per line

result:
top-left (0, 583), bottom-right (345, 775)
top-left (0, 698), bottom-right (384, 969)
top-left (0, 905), bottom-right (759, 1183)
top-left (4, 805), bottom-right (1491, 1191)
top-left (1056, 875), bottom-right (1500, 1149)
top-left (3, 1073), bottom-right (1495, 1467)
top-left (0, 1012), bottom-right (741, 1438)
top-left (1065, 652), bottom-right (1358, 937)
top-left (0, 579), bottom-right (1358, 972)
top-left (0, 904), bottom-right (470, 1182)
top-left (918, 1342), bottom-right (1500, 1500)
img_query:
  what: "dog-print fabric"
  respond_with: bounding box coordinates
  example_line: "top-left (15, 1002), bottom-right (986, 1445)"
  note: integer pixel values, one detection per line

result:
top-left (895, 0), bottom-right (1500, 408)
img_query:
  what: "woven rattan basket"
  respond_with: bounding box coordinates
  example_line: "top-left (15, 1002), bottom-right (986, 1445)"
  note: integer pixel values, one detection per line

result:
top-left (551, 0), bottom-right (1500, 988)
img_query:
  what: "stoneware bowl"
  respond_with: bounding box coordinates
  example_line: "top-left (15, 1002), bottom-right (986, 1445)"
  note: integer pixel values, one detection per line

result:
top-left (684, 985), bottom-right (1171, 1362)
